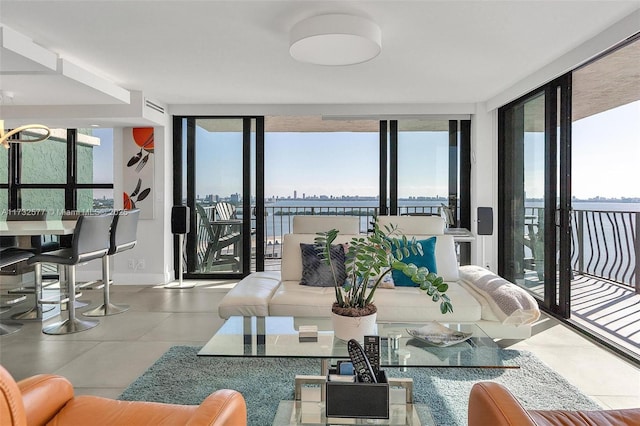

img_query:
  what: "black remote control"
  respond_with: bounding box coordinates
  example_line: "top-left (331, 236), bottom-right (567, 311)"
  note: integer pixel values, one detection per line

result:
top-left (363, 335), bottom-right (380, 374)
top-left (347, 339), bottom-right (377, 383)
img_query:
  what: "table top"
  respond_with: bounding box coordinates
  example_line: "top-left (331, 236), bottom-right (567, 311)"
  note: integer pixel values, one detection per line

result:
top-left (0, 220), bottom-right (76, 236)
top-left (198, 316), bottom-right (513, 369)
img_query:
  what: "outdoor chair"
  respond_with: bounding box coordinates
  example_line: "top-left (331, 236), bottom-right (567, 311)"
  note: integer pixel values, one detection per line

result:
top-left (195, 203), bottom-right (241, 272)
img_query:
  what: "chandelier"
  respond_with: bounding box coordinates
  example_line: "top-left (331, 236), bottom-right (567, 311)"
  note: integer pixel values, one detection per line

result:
top-left (0, 119), bottom-right (51, 149)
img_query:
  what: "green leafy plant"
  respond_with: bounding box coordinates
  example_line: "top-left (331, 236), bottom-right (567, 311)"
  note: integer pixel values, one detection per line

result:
top-left (314, 221), bottom-right (453, 317)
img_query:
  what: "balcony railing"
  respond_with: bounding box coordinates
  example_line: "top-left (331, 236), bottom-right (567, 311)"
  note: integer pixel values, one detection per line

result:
top-left (525, 207), bottom-right (639, 292)
top-left (260, 204), bottom-right (441, 259)
top-left (572, 210), bottom-right (639, 292)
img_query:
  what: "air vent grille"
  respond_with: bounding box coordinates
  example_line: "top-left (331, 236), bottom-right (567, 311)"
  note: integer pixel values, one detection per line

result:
top-left (145, 98), bottom-right (165, 114)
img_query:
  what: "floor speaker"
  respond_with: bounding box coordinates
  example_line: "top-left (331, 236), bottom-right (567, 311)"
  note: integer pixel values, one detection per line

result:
top-left (477, 207), bottom-right (493, 236)
top-left (171, 206), bottom-right (190, 234)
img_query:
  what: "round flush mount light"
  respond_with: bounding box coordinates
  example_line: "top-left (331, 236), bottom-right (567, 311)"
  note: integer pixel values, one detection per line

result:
top-left (289, 14), bottom-right (382, 66)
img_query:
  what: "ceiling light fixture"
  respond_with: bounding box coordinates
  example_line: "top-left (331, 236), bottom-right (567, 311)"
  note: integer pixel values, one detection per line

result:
top-left (289, 14), bottom-right (382, 66)
top-left (0, 120), bottom-right (51, 149)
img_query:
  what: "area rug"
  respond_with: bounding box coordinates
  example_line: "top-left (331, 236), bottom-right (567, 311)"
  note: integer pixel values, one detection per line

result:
top-left (118, 346), bottom-right (601, 425)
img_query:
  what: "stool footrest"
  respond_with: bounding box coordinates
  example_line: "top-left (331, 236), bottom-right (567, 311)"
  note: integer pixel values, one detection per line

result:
top-left (38, 292), bottom-right (81, 305)
top-left (0, 295), bottom-right (27, 306)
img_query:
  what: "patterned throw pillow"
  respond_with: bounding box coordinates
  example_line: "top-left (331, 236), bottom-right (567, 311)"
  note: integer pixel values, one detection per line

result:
top-left (391, 236), bottom-right (438, 287)
top-left (300, 243), bottom-right (347, 287)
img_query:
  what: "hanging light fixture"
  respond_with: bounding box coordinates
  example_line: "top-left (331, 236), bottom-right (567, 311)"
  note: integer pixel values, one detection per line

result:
top-left (0, 120), bottom-right (51, 149)
top-left (289, 14), bottom-right (382, 66)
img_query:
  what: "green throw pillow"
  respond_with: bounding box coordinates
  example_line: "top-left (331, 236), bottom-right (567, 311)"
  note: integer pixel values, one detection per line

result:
top-left (391, 236), bottom-right (437, 287)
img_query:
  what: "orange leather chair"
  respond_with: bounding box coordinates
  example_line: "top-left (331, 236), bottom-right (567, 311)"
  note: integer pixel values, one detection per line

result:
top-left (468, 381), bottom-right (640, 426)
top-left (0, 365), bottom-right (247, 426)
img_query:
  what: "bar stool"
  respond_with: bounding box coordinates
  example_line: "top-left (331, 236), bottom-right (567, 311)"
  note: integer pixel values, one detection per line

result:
top-left (4, 210), bottom-right (59, 320)
top-left (27, 214), bottom-right (112, 335)
top-left (0, 249), bottom-right (34, 335)
top-left (84, 209), bottom-right (139, 317)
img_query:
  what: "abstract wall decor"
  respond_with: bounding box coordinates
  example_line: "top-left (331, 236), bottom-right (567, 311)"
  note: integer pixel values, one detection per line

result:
top-left (123, 127), bottom-right (154, 218)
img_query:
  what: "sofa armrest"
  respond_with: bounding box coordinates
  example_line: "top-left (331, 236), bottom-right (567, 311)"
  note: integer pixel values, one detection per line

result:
top-left (18, 374), bottom-right (74, 426)
top-left (187, 389), bottom-right (247, 426)
top-left (468, 382), bottom-right (537, 426)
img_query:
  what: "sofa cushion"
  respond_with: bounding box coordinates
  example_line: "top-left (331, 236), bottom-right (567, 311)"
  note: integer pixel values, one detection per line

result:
top-left (281, 233), bottom-right (358, 282)
top-left (392, 236), bottom-right (437, 287)
top-left (269, 279), bottom-right (482, 323)
top-left (372, 282), bottom-right (481, 322)
top-left (300, 243), bottom-right (346, 287)
top-left (217, 271), bottom-right (281, 319)
top-left (401, 234), bottom-right (459, 282)
top-left (269, 280), bottom-right (336, 317)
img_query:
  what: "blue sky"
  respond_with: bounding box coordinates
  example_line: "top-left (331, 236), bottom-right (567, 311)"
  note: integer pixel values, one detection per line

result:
top-left (92, 101), bottom-right (639, 201)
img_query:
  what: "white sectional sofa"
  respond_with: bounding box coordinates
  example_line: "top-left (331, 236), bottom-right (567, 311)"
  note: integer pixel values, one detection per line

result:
top-left (218, 216), bottom-right (540, 339)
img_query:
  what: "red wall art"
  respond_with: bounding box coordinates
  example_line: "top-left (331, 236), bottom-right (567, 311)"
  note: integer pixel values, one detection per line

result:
top-left (123, 127), bottom-right (154, 218)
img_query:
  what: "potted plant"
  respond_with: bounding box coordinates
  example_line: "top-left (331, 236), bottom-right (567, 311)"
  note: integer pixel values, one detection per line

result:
top-left (315, 221), bottom-right (453, 341)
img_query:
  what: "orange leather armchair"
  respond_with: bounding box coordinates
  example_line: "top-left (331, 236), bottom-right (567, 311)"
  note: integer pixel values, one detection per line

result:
top-left (0, 365), bottom-right (247, 426)
top-left (468, 381), bottom-right (640, 426)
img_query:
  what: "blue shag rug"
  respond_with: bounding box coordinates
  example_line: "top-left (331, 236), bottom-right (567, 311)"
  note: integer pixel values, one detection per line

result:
top-left (118, 346), bottom-right (601, 425)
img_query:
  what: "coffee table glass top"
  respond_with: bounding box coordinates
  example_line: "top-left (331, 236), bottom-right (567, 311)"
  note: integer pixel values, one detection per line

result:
top-left (199, 316), bottom-right (515, 368)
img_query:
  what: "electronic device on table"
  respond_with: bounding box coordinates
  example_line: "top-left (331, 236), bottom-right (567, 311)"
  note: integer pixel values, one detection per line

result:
top-left (347, 339), bottom-right (377, 383)
top-left (363, 335), bottom-right (380, 374)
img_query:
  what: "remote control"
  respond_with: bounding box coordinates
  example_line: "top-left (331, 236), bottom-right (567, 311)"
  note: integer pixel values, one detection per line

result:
top-left (363, 335), bottom-right (380, 374)
top-left (347, 339), bottom-right (377, 383)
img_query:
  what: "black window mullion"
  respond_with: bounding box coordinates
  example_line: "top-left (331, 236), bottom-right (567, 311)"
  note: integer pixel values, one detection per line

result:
top-left (389, 120), bottom-right (398, 215)
top-left (379, 121), bottom-right (388, 216)
top-left (66, 129), bottom-right (77, 210)
top-left (255, 117), bottom-right (265, 272)
top-left (185, 118), bottom-right (197, 273)
top-left (448, 120), bottom-right (459, 227)
top-left (460, 120), bottom-right (471, 230)
top-left (9, 143), bottom-right (20, 208)
top-left (242, 118), bottom-right (252, 275)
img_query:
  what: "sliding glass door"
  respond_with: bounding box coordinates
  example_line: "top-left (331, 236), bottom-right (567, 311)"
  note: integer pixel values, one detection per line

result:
top-left (176, 117), bottom-right (261, 279)
top-left (499, 76), bottom-right (572, 316)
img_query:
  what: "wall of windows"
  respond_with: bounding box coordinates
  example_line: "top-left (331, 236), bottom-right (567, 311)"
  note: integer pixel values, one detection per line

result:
top-left (0, 128), bottom-right (114, 215)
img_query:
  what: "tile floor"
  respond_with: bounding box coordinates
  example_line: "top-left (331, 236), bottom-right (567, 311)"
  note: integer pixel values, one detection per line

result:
top-left (0, 280), bottom-right (638, 410)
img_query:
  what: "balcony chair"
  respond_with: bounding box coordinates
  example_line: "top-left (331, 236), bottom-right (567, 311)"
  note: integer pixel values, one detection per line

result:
top-left (468, 381), bottom-right (640, 426)
top-left (26, 214), bottom-right (112, 335)
top-left (83, 209), bottom-right (139, 317)
top-left (0, 365), bottom-right (247, 426)
top-left (195, 204), bottom-right (241, 272)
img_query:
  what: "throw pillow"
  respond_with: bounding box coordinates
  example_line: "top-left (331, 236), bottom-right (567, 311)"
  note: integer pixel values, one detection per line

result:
top-left (391, 236), bottom-right (438, 287)
top-left (300, 243), bottom-right (347, 287)
top-left (367, 272), bottom-right (395, 289)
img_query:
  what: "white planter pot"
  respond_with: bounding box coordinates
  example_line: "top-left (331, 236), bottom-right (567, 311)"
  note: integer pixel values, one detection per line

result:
top-left (331, 311), bottom-right (377, 342)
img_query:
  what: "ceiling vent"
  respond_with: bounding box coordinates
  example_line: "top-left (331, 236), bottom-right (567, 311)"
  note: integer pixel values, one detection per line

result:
top-left (144, 98), bottom-right (165, 114)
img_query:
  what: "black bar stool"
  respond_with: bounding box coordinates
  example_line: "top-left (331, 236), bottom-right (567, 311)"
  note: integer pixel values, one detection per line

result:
top-left (27, 214), bottom-right (112, 335)
top-left (3, 210), bottom-right (58, 320)
top-left (84, 209), bottom-right (139, 317)
top-left (0, 249), bottom-right (34, 335)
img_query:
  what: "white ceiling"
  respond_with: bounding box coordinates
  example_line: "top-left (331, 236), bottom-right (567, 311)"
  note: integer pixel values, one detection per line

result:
top-left (0, 0), bottom-right (639, 124)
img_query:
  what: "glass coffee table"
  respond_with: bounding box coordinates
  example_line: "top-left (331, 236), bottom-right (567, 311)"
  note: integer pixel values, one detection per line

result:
top-left (198, 316), bottom-right (515, 425)
top-left (198, 316), bottom-right (514, 371)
